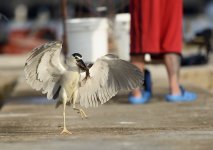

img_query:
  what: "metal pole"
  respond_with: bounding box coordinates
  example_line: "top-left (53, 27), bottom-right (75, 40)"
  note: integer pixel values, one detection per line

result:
top-left (61, 0), bottom-right (68, 56)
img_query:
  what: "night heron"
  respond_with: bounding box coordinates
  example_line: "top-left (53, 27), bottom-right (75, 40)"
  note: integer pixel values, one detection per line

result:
top-left (24, 41), bottom-right (144, 134)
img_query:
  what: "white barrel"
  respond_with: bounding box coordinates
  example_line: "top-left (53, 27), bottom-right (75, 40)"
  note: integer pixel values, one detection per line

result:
top-left (115, 13), bottom-right (130, 61)
top-left (66, 18), bottom-right (108, 62)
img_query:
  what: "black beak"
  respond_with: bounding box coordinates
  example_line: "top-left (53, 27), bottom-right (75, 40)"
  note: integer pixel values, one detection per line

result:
top-left (77, 59), bottom-right (88, 71)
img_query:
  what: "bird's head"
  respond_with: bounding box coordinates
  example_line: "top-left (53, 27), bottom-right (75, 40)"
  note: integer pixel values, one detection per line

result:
top-left (71, 53), bottom-right (88, 71)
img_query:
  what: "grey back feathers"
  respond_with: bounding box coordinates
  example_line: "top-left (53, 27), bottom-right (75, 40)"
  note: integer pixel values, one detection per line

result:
top-left (24, 41), bottom-right (144, 108)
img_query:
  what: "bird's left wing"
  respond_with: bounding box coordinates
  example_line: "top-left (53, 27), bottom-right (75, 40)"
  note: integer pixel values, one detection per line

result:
top-left (24, 41), bottom-right (67, 100)
top-left (78, 54), bottom-right (144, 108)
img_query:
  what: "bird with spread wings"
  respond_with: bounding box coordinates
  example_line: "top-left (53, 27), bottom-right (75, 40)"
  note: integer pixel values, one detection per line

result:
top-left (24, 41), bottom-right (144, 134)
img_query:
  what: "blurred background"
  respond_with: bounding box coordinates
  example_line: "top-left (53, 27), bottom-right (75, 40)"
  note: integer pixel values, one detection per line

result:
top-left (0, 0), bottom-right (213, 106)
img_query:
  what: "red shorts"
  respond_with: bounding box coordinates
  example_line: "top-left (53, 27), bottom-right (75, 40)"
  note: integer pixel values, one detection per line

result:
top-left (130, 0), bottom-right (183, 55)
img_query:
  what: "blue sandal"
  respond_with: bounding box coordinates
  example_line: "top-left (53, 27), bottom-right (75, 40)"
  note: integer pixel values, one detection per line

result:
top-left (128, 69), bottom-right (152, 104)
top-left (128, 90), bottom-right (151, 104)
top-left (165, 86), bottom-right (197, 102)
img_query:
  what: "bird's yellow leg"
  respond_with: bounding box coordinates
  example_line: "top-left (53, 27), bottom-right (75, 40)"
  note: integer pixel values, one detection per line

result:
top-left (60, 101), bottom-right (72, 135)
top-left (72, 91), bottom-right (88, 119)
top-left (73, 106), bottom-right (88, 119)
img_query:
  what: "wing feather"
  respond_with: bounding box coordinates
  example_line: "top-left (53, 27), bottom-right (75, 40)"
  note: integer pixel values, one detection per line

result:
top-left (24, 41), bottom-right (66, 100)
top-left (78, 54), bottom-right (144, 108)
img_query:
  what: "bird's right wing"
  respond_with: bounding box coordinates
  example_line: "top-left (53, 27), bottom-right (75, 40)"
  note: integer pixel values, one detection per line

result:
top-left (24, 41), bottom-right (67, 100)
top-left (78, 54), bottom-right (144, 108)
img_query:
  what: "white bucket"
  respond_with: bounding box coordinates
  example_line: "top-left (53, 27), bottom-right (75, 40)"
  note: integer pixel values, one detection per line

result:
top-left (115, 13), bottom-right (130, 61)
top-left (66, 18), bottom-right (108, 62)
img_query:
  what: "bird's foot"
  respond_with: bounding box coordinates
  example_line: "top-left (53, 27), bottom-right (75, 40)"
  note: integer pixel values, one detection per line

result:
top-left (74, 108), bottom-right (88, 119)
top-left (78, 109), bottom-right (88, 119)
top-left (60, 128), bottom-right (72, 135)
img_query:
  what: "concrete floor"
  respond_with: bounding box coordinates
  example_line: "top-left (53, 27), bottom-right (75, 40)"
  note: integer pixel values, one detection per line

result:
top-left (0, 54), bottom-right (213, 150)
top-left (0, 84), bottom-right (213, 150)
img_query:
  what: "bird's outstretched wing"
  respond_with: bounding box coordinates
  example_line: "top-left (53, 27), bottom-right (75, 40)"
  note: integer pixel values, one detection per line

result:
top-left (78, 54), bottom-right (144, 108)
top-left (24, 41), bottom-right (66, 99)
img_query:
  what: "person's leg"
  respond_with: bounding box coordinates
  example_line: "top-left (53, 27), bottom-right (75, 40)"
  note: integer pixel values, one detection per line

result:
top-left (130, 55), bottom-right (145, 97)
top-left (129, 55), bottom-right (152, 104)
top-left (164, 53), bottom-right (181, 95)
top-left (161, 0), bottom-right (196, 100)
top-left (129, 0), bottom-right (145, 98)
top-left (164, 53), bottom-right (197, 102)
top-left (129, 0), bottom-right (159, 104)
